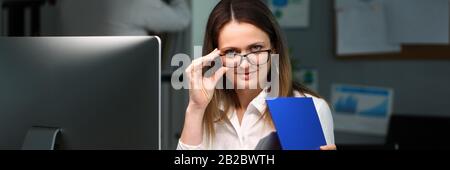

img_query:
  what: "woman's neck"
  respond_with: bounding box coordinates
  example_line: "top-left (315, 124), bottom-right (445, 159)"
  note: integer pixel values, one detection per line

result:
top-left (235, 88), bottom-right (263, 110)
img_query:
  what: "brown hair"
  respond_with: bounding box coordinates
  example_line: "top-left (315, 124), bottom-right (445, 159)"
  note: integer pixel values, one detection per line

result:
top-left (202, 0), bottom-right (320, 138)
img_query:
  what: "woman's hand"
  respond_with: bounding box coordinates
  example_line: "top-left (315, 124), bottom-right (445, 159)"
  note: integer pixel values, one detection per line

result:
top-left (320, 144), bottom-right (337, 150)
top-left (180, 49), bottom-right (229, 146)
top-left (185, 48), bottom-right (229, 110)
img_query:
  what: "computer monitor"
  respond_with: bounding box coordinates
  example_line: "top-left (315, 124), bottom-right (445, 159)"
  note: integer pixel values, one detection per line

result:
top-left (0, 36), bottom-right (161, 150)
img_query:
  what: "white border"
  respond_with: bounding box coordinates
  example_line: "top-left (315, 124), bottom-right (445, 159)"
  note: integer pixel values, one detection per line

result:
top-left (154, 36), bottom-right (162, 150)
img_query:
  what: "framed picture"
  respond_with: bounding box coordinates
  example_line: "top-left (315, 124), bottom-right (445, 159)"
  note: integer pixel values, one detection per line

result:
top-left (331, 84), bottom-right (394, 136)
top-left (333, 0), bottom-right (450, 59)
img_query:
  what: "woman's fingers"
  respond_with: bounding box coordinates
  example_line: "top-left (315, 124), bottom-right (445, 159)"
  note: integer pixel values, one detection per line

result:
top-left (212, 67), bottom-right (229, 83)
top-left (194, 49), bottom-right (221, 69)
top-left (186, 48), bottom-right (224, 91)
top-left (185, 49), bottom-right (224, 108)
top-left (190, 49), bottom-right (221, 78)
top-left (191, 48), bottom-right (220, 67)
top-left (320, 145), bottom-right (337, 150)
top-left (202, 48), bottom-right (221, 63)
top-left (202, 66), bottom-right (229, 90)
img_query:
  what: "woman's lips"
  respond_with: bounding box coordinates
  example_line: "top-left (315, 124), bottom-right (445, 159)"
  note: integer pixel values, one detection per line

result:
top-left (236, 70), bottom-right (257, 81)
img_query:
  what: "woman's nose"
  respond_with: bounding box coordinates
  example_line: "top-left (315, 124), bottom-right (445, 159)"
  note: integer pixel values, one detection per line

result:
top-left (239, 57), bottom-right (251, 69)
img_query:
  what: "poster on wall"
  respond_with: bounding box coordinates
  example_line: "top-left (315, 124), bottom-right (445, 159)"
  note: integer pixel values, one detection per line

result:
top-left (335, 0), bottom-right (401, 55)
top-left (269, 0), bottom-right (310, 28)
top-left (294, 68), bottom-right (318, 92)
top-left (385, 0), bottom-right (449, 44)
top-left (331, 84), bottom-right (394, 136)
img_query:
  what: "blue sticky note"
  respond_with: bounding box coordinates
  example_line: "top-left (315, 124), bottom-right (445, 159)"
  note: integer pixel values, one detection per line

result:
top-left (266, 97), bottom-right (326, 150)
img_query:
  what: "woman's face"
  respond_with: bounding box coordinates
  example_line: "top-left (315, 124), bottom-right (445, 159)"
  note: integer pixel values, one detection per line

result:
top-left (218, 22), bottom-right (272, 90)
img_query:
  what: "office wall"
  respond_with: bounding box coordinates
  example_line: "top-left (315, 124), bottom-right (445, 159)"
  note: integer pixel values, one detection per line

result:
top-left (286, 0), bottom-right (450, 118)
top-left (40, 2), bottom-right (59, 36)
top-left (191, 0), bottom-right (220, 48)
top-left (0, 0), bottom-right (3, 35)
top-left (284, 0), bottom-right (450, 144)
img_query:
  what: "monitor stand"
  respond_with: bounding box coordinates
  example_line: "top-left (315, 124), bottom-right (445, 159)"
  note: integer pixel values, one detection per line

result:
top-left (22, 126), bottom-right (61, 150)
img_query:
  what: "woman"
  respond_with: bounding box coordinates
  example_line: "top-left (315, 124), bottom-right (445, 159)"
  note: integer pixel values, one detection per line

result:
top-left (178, 0), bottom-right (336, 150)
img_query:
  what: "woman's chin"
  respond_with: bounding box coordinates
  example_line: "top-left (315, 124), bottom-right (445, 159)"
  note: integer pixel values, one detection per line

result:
top-left (228, 73), bottom-right (266, 89)
top-left (235, 79), bottom-right (259, 90)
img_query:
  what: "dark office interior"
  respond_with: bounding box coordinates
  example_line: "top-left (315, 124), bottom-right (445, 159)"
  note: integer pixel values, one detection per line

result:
top-left (1, 0), bottom-right (449, 151)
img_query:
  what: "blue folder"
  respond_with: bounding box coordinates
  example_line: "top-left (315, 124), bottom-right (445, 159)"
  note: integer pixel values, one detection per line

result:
top-left (266, 97), bottom-right (327, 150)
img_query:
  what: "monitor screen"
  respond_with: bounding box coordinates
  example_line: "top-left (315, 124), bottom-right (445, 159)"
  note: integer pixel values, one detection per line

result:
top-left (0, 36), bottom-right (160, 150)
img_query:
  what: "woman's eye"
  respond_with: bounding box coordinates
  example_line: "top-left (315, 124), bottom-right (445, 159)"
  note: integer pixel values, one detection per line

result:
top-left (224, 50), bottom-right (237, 57)
top-left (250, 45), bottom-right (263, 52)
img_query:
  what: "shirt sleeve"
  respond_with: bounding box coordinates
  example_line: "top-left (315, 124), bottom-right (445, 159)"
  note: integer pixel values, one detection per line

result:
top-left (314, 98), bottom-right (335, 145)
top-left (176, 139), bottom-right (204, 150)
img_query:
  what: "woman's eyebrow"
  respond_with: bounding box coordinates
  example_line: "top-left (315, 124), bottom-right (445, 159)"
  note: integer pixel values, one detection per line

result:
top-left (246, 42), bottom-right (265, 48)
top-left (219, 47), bottom-right (239, 52)
top-left (220, 42), bottom-right (266, 51)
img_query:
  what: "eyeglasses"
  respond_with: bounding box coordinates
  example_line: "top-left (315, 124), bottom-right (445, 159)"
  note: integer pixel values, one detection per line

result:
top-left (220, 49), bottom-right (271, 68)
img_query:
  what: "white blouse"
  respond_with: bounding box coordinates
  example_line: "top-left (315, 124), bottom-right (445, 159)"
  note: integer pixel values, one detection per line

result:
top-left (177, 90), bottom-right (335, 150)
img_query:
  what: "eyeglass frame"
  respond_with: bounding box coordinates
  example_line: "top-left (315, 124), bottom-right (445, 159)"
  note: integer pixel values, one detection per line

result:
top-left (219, 49), bottom-right (272, 68)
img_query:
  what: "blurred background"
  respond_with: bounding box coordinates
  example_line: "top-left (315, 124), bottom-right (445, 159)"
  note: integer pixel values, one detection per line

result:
top-left (1, 0), bottom-right (449, 150)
